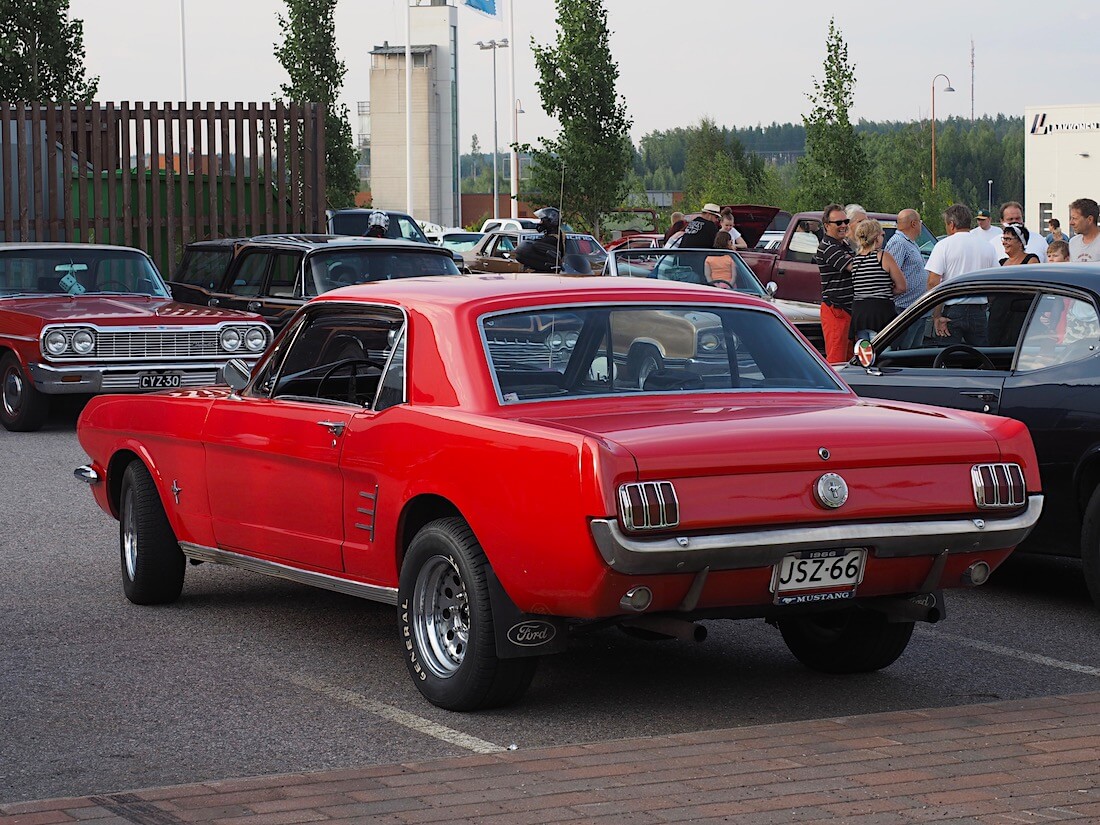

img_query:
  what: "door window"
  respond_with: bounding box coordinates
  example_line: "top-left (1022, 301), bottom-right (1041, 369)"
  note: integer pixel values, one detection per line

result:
top-left (267, 252), bottom-right (301, 298)
top-left (492, 236), bottom-right (516, 257)
top-left (393, 216), bottom-right (427, 243)
top-left (785, 221), bottom-right (822, 263)
top-left (175, 249), bottom-right (232, 289)
top-left (231, 252), bottom-right (271, 297)
top-left (1017, 294), bottom-right (1100, 372)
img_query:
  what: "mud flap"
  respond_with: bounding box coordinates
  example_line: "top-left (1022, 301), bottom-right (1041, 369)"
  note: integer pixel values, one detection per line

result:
top-left (485, 568), bottom-right (569, 659)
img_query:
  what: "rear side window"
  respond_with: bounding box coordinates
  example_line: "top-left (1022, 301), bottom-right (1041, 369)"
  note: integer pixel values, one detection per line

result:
top-left (267, 252), bottom-right (301, 298)
top-left (394, 216), bottom-right (428, 243)
top-left (175, 249), bottom-right (232, 289)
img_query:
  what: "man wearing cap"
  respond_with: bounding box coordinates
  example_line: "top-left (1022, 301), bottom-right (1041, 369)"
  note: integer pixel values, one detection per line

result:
top-left (991, 201), bottom-right (1047, 263)
top-left (971, 209), bottom-right (1002, 244)
top-left (678, 203), bottom-right (722, 249)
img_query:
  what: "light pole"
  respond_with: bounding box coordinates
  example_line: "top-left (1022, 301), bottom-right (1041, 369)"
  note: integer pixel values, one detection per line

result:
top-left (512, 98), bottom-right (524, 211)
top-left (988, 179), bottom-right (993, 213)
top-left (477, 38), bottom-right (509, 219)
top-left (931, 73), bottom-right (955, 190)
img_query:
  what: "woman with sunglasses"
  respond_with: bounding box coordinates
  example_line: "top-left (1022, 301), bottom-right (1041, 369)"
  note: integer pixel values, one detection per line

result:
top-left (1000, 224), bottom-right (1040, 267)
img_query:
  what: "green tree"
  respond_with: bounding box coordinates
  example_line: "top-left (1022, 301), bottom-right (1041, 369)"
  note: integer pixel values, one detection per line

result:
top-left (520, 0), bottom-right (633, 233)
top-left (275, 0), bottom-right (357, 208)
top-left (797, 18), bottom-right (868, 209)
top-left (0, 0), bottom-right (97, 101)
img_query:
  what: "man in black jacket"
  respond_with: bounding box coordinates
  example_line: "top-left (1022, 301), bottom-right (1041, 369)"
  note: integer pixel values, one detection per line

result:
top-left (677, 203), bottom-right (722, 249)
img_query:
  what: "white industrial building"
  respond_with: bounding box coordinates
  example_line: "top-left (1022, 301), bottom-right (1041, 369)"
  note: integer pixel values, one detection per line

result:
top-left (1025, 104), bottom-right (1100, 230)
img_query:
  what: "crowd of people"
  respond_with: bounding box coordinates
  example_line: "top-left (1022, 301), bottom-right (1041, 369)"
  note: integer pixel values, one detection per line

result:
top-left (810, 196), bottom-right (1100, 362)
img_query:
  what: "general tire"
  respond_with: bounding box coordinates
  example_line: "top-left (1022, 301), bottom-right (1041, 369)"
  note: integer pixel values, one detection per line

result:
top-left (398, 517), bottom-right (537, 711)
top-left (1080, 486), bottom-right (1100, 608)
top-left (119, 461), bottom-right (185, 605)
top-left (778, 608), bottom-right (914, 673)
top-left (0, 352), bottom-right (49, 432)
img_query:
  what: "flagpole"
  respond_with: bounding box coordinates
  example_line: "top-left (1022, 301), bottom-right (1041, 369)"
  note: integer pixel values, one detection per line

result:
top-left (507, 0), bottom-right (518, 218)
top-left (405, 2), bottom-right (413, 215)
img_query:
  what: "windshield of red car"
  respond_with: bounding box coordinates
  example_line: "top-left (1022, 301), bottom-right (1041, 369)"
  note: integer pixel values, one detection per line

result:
top-left (306, 249), bottom-right (461, 296)
top-left (481, 303), bottom-right (841, 402)
top-left (0, 249), bottom-right (170, 298)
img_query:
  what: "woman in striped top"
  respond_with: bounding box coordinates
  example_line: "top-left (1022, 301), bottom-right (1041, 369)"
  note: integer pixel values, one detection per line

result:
top-left (850, 218), bottom-right (906, 341)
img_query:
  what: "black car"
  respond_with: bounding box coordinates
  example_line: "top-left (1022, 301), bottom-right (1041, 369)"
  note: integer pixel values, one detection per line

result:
top-left (836, 264), bottom-right (1100, 606)
top-left (169, 235), bottom-right (461, 333)
top-left (326, 208), bottom-right (429, 244)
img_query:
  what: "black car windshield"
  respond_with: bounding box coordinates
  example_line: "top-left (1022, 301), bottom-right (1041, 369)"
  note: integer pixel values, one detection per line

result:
top-left (0, 248), bottom-right (170, 297)
top-left (481, 303), bottom-right (841, 402)
top-left (611, 249), bottom-right (769, 297)
top-left (307, 248), bottom-right (460, 296)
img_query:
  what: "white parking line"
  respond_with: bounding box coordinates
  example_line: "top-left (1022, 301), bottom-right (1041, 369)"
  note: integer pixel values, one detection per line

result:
top-left (925, 630), bottom-right (1100, 677)
top-left (283, 672), bottom-right (506, 754)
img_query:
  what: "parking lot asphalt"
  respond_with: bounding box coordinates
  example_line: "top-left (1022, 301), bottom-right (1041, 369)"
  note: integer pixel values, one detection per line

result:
top-left (3, 691), bottom-right (1099, 825)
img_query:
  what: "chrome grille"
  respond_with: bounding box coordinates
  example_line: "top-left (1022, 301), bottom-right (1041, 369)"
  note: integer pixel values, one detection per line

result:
top-left (42, 325), bottom-right (243, 361)
top-left (618, 481), bottom-right (679, 530)
top-left (971, 463), bottom-right (1026, 508)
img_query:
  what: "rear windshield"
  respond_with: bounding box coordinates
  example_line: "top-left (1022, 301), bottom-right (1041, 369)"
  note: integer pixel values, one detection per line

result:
top-left (0, 248), bottom-right (170, 297)
top-left (306, 248), bottom-right (460, 296)
top-left (174, 248), bottom-right (232, 288)
top-left (481, 304), bottom-right (841, 403)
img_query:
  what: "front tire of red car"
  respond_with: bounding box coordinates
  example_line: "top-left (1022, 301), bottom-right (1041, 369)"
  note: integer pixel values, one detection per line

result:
top-left (778, 609), bottom-right (914, 673)
top-left (399, 518), bottom-right (537, 711)
top-left (119, 461), bottom-right (185, 605)
top-left (1079, 486), bottom-right (1100, 609)
top-left (0, 352), bottom-right (49, 432)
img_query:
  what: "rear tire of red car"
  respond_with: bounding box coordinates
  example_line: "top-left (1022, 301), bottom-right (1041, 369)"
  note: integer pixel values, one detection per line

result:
top-left (0, 352), bottom-right (49, 432)
top-left (1080, 487), bottom-right (1100, 608)
top-left (777, 609), bottom-right (914, 673)
top-left (119, 461), bottom-right (185, 605)
top-left (399, 517), bottom-right (537, 711)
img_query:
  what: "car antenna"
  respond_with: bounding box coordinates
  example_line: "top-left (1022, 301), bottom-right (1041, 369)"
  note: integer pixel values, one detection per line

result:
top-left (556, 160), bottom-right (566, 271)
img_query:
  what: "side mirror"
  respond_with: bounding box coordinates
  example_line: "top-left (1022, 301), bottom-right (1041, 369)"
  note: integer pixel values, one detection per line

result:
top-left (855, 339), bottom-right (875, 368)
top-left (222, 358), bottom-right (252, 392)
top-left (765, 281), bottom-right (778, 297)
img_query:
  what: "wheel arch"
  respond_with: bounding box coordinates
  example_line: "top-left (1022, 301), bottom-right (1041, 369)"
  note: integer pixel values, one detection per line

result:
top-left (1073, 445), bottom-right (1100, 518)
top-left (396, 493), bottom-right (464, 568)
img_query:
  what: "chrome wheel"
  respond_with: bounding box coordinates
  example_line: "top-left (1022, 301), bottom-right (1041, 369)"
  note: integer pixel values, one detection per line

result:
top-left (2, 364), bottom-right (23, 417)
top-left (412, 554), bottom-right (470, 678)
top-left (122, 485), bottom-right (138, 581)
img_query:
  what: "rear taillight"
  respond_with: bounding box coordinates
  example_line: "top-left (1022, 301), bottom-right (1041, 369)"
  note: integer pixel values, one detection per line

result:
top-left (618, 481), bottom-right (679, 530)
top-left (971, 463), bottom-right (1026, 508)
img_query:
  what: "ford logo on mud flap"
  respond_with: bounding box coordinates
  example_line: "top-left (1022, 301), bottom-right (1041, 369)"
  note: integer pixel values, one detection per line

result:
top-left (507, 620), bottom-right (557, 647)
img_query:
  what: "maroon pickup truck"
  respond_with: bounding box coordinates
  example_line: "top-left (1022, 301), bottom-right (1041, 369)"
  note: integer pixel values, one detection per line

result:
top-left (731, 206), bottom-right (938, 305)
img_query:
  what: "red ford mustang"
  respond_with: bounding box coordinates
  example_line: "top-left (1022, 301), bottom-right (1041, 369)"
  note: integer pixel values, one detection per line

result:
top-left (75, 275), bottom-right (1042, 710)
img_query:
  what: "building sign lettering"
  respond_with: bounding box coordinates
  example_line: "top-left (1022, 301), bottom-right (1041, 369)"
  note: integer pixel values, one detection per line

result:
top-left (1031, 113), bottom-right (1100, 136)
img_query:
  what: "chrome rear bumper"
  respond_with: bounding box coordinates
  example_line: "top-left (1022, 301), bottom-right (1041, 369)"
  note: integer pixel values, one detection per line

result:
top-left (590, 495), bottom-right (1044, 575)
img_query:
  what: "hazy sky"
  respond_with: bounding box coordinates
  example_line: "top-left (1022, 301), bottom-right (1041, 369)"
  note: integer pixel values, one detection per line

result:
top-left (71, 0), bottom-right (1097, 152)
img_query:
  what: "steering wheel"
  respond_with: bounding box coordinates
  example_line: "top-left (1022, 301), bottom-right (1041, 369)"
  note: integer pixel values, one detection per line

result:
top-left (317, 358), bottom-right (384, 403)
top-left (96, 279), bottom-right (132, 293)
top-left (932, 344), bottom-right (996, 370)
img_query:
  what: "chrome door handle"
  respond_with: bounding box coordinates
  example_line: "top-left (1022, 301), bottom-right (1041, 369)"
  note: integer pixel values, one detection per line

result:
top-left (317, 420), bottom-right (346, 437)
top-left (246, 301), bottom-right (262, 312)
top-left (960, 391), bottom-right (999, 403)
top-left (208, 297), bottom-right (220, 306)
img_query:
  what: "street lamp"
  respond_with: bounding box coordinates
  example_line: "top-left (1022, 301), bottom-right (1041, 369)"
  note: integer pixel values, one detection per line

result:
top-left (988, 179), bottom-right (993, 213)
top-left (930, 73), bottom-right (955, 190)
top-left (477, 38), bottom-right (509, 219)
top-left (512, 98), bottom-right (524, 210)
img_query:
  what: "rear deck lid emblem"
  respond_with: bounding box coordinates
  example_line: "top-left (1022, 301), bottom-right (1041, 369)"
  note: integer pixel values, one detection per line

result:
top-left (813, 473), bottom-right (848, 509)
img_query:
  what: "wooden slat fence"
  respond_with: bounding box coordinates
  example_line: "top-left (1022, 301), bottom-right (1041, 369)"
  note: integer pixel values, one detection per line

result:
top-left (0, 101), bottom-right (327, 275)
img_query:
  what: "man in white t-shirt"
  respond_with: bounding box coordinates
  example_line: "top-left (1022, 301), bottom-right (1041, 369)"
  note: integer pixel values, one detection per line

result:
top-left (1068, 197), bottom-right (1100, 262)
top-left (970, 209), bottom-right (1002, 244)
top-left (926, 204), bottom-right (998, 345)
top-left (991, 201), bottom-right (1047, 263)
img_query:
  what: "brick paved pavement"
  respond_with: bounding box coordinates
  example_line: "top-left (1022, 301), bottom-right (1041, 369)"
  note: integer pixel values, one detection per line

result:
top-left (4, 692), bottom-right (1099, 825)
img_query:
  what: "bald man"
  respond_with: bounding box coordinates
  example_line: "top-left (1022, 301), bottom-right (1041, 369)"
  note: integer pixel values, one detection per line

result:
top-left (884, 209), bottom-right (928, 349)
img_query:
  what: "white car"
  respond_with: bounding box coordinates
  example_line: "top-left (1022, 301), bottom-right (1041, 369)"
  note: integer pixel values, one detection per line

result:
top-left (479, 218), bottom-right (539, 234)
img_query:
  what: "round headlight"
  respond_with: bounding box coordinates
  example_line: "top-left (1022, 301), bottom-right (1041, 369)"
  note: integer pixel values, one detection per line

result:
top-left (71, 329), bottom-right (95, 355)
top-left (698, 331), bottom-right (722, 352)
top-left (45, 331), bottom-right (68, 355)
top-left (220, 327), bottom-right (242, 352)
top-left (546, 331), bottom-right (565, 350)
top-left (563, 331), bottom-right (579, 349)
top-left (244, 327), bottom-right (267, 352)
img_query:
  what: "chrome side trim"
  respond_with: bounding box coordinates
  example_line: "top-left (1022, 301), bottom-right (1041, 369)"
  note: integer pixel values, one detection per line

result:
top-left (74, 465), bottom-right (100, 484)
top-left (179, 542), bottom-right (399, 605)
top-left (589, 494), bottom-right (1043, 575)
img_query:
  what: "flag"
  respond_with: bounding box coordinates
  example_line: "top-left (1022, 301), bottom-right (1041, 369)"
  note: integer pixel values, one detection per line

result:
top-left (463, 0), bottom-right (498, 18)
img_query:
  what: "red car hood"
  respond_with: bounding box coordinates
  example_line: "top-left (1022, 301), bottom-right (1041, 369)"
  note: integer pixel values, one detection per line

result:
top-left (721, 205), bottom-right (783, 248)
top-left (0, 295), bottom-right (258, 326)
top-left (525, 396), bottom-right (1003, 476)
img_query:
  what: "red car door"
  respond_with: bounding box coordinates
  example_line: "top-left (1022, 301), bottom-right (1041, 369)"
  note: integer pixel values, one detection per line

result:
top-left (203, 395), bottom-right (354, 572)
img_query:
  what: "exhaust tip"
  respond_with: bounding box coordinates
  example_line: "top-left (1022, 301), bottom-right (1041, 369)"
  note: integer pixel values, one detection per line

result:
top-left (620, 586), bottom-right (653, 612)
top-left (962, 561), bottom-right (991, 587)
